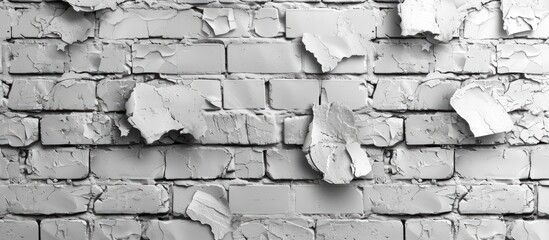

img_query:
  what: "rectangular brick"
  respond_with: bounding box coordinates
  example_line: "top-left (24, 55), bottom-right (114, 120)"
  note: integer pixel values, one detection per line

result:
top-left (165, 146), bottom-right (235, 179)
top-left (458, 185), bottom-right (534, 214)
top-left (316, 220), bottom-right (403, 240)
top-left (229, 185), bottom-right (290, 214)
top-left (0, 185), bottom-right (98, 215)
top-left (172, 184), bottom-right (226, 216)
top-left (0, 148), bottom-right (19, 179)
top-left (41, 219), bottom-right (87, 240)
top-left (406, 219), bottom-right (452, 240)
top-left (8, 79), bottom-right (97, 111)
top-left (283, 115), bottom-right (312, 145)
top-left (405, 113), bottom-right (506, 145)
top-left (96, 79), bottom-right (136, 112)
top-left (27, 146), bottom-right (89, 179)
top-left (294, 185), bottom-right (363, 214)
top-left (434, 42), bottom-right (496, 74)
top-left (91, 147), bottom-right (165, 180)
top-left (0, 114), bottom-right (40, 147)
top-left (498, 44), bottom-right (549, 74)
top-left (266, 149), bottom-right (319, 180)
top-left (321, 79), bottom-right (369, 110)
top-left (92, 219), bottom-right (141, 240)
top-left (374, 41), bottom-right (434, 74)
top-left (68, 43), bottom-right (130, 74)
top-left (285, 9), bottom-right (375, 38)
top-left (355, 114), bottom-right (404, 147)
top-left (143, 220), bottom-right (214, 240)
top-left (0, 220), bottom-right (38, 240)
top-left (8, 43), bottom-right (69, 73)
top-left (40, 113), bottom-right (113, 145)
top-left (463, 1), bottom-right (508, 39)
top-left (456, 219), bottom-right (506, 240)
top-left (363, 184), bottom-right (461, 215)
top-left (509, 220), bottom-right (549, 240)
top-left (94, 184), bottom-right (169, 214)
top-left (200, 112), bottom-right (280, 145)
top-left (389, 147), bottom-right (454, 179)
top-left (223, 80), bottom-right (266, 109)
top-left (99, 9), bottom-right (202, 39)
top-left (531, 145), bottom-right (549, 179)
top-left (0, 10), bottom-right (10, 38)
top-left (455, 148), bottom-right (530, 179)
top-left (132, 44), bottom-right (225, 74)
top-left (269, 79), bottom-right (320, 110)
top-left (227, 43), bottom-right (302, 73)
top-left (234, 148), bottom-right (264, 179)
top-left (373, 79), bottom-right (460, 111)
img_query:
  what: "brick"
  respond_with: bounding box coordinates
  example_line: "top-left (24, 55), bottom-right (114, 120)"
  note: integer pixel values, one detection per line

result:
top-left (269, 79), bottom-right (320, 110)
top-left (434, 42), bottom-right (496, 74)
top-left (27, 146), bottom-right (89, 179)
top-left (97, 79), bottom-right (136, 112)
top-left (455, 148), bottom-right (530, 179)
top-left (531, 146), bottom-right (549, 179)
top-left (376, 8), bottom-right (401, 38)
top-left (172, 184), bottom-right (226, 216)
top-left (537, 186), bottom-right (549, 216)
top-left (0, 114), bottom-right (40, 147)
top-left (498, 44), bottom-right (549, 74)
top-left (458, 185), bottom-right (534, 214)
top-left (8, 79), bottom-right (97, 111)
top-left (363, 184), bottom-right (461, 215)
top-left (143, 220), bottom-right (214, 240)
top-left (98, 9), bottom-right (202, 39)
top-left (227, 43), bottom-right (302, 73)
top-left (283, 115), bottom-right (312, 145)
top-left (165, 146), bottom-right (235, 179)
top-left (12, 6), bottom-right (94, 41)
top-left (229, 185), bottom-right (290, 214)
top-left (200, 112), bottom-right (280, 145)
top-left (8, 43), bottom-right (69, 73)
top-left (509, 220), bottom-right (549, 240)
top-left (0, 220), bottom-right (38, 240)
top-left (389, 147), bottom-right (454, 179)
top-left (254, 8), bottom-right (282, 38)
top-left (41, 219), bottom-right (87, 240)
top-left (91, 219), bottom-right (141, 240)
top-left (0, 10), bottom-right (10, 38)
top-left (91, 147), bottom-right (165, 179)
top-left (234, 148), bottom-right (264, 179)
top-left (373, 79), bottom-right (460, 111)
top-left (223, 80), bottom-right (266, 109)
top-left (355, 114), bottom-right (404, 147)
top-left (233, 220), bottom-right (314, 240)
top-left (463, 1), bottom-right (507, 39)
top-left (0, 148), bottom-right (19, 179)
top-left (94, 184), bottom-right (169, 214)
top-left (406, 219), bottom-right (452, 240)
top-left (202, 8), bottom-right (252, 38)
top-left (0, 185), bottom-right (98, 215)
top-left (507, 111), bottom-right (549, 145)
top-left (68, 43), bottom-right (130, 74)
top-left (405, 113), bottom-right (506, 145)
top-left (266, 149), bottom-right (319, 180)
top-left (374, 41), bottom-right (435, 74)
top-left (41, 113), bottom-right (113, 145)
top-left (316, 220), bottom-right (403, 240)
top-left (285, 9), bottom-right (375, 39)
top-left (132, 44), bottom-right (225, 74)
top-left (456, 219), bottom-right (506, 240)
top-left (294, 185), bottom-right (363, 214)
top-left (320, 79), bottom-right (369, 110)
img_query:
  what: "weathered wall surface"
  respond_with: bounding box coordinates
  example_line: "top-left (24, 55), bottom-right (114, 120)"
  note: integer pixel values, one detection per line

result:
top-left (0, 0), bottom-right (548, 239)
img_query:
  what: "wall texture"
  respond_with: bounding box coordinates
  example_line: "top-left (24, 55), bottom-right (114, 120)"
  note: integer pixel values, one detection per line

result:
top-left (0, 0), bottom-right (548, 239)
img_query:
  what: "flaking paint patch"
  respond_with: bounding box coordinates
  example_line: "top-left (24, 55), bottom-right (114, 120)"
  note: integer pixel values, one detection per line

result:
top-left (450, 83), bottom-right (513, 137)
top-left (187, 190), bottom-right (232, 240)
top-left (202, 8), bottom-right (237, 36)
top-left (63, 0), bottom-right (124, 12)
top-left (302, 102), bottom-right (371, 184)
top-left (302, 34), bottom-right (368, 73)
top-left (500, 0), bottom-right (549, 35)
top-left (125, 83), bottom-right (207, 144)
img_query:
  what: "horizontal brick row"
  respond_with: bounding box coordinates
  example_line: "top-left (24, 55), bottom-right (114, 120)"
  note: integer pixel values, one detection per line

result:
top-left (3, 41), bottom-right (547, 74)
top-left (4, 217), bottom-right (549, 240)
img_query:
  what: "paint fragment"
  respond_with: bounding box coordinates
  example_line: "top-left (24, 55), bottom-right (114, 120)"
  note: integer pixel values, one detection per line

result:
top-left (450, 83), bottom-right (513, 137)
top-left (302, 102), bottom-right (371, 184)
top-left (202, 8), bottom-right (237, 36)
top-left (187, 191), bottom-right (232, 240)
top-left (125, 83), bottom-right (207, 144)
top-left (302, 34), bottom-right (368, 72)
top-left (500, 0), bottom-right (549, 35)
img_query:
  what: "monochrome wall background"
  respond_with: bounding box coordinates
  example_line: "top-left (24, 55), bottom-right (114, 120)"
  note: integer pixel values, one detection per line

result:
top-left (0, 0), bottom-right (548, 239)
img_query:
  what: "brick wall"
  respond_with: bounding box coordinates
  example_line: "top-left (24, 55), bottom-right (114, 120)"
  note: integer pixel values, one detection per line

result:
top-left (0, 0), bottom-right (548, 239)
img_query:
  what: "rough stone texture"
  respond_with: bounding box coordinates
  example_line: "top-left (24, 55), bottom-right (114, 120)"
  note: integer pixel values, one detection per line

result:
top-left (3, 1), bottom-right (549, 239)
